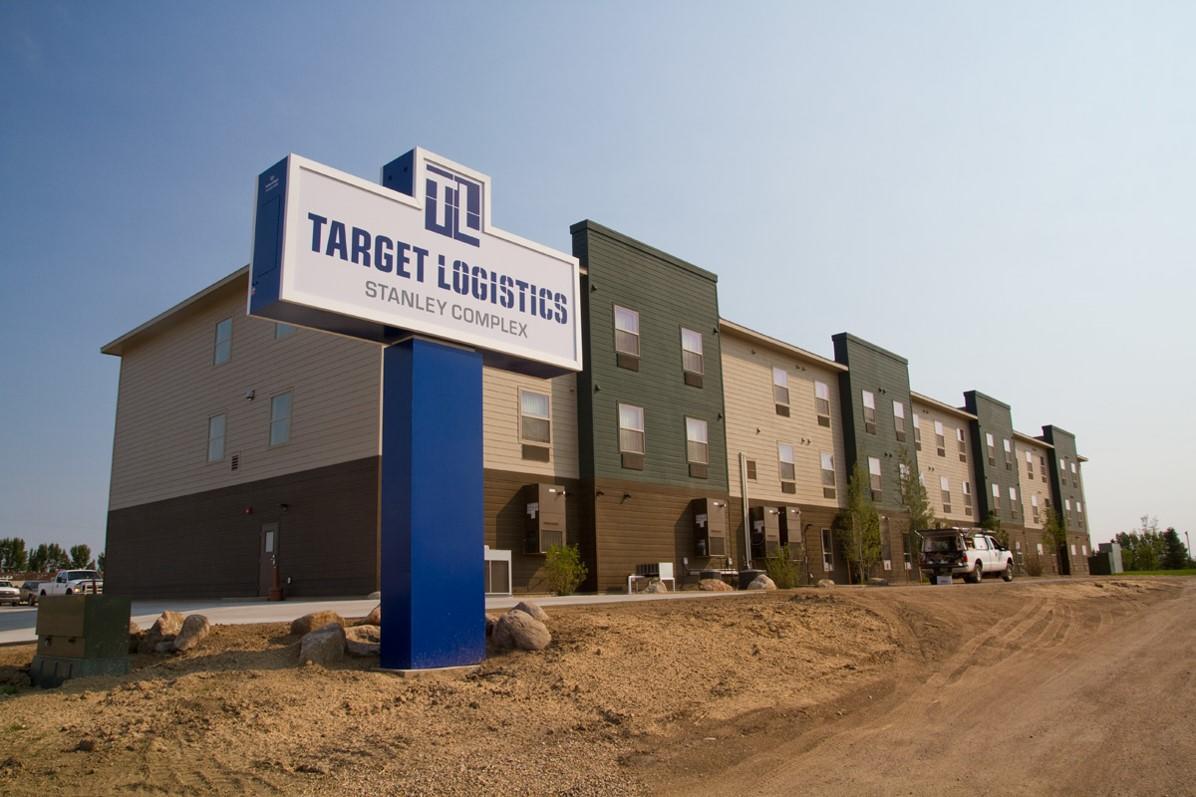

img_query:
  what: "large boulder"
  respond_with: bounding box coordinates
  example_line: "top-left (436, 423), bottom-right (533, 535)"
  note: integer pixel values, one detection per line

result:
top-left (747, 574), bottom-right (777, 591)
top-left (699, 578), bottom-right (734, 592)
top-left (128, 620), bottom-right (144, 653)
top-left (290, 610), bottom-right (345, 637)
top-left (138, 611), bottom-right (184, 654)
top-left (364, 604), bottom-right (381, 626)
top-left (816, 579), bottom-right (835, 589)
top-left (172, 615), bottom-right (211, 652)
top-left (344, 625), bottom-right (380, 657)
top-left (644, 581), bottom-right (670, 594)
top-left (299, 624), bottom-right (346, 666)
top-left (513, 600), bottom-right (549, 622)
top-left (491, 610), bottom-right (551, 651)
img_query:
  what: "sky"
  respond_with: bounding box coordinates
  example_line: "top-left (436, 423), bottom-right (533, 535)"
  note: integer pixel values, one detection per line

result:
top-left (1, 1), bottom-right (1193, 557)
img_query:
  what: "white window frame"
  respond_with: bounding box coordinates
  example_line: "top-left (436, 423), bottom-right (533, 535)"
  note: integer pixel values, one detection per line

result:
top-left (778, 443), bottom-right (796, 482)
top-left (685, 416), bottom-right (709, 465)
top-left (269, 391), bottom-right (293, 447)
top-left (518, 389), bottom-right (552, 445)
top-left (868, 456), bottom-right (882, 493)
top-left (893, 401), bottom-right (906, 439)
top-left (820, 452), bottom-right (835, 487)
top-left (862, 390), bottom-right (876, 432)
top-left (613, 305), bottom-right (640, 356)
top-left (617, 402), bottom-right (645, 454)
top-left (773, 367), bottom-right (790, 406)
top-left (206, 413), bottom-right (226, 463)
top-left (213, 317), bottom-right (232, 365)
top-left (680, 328), bottom-right (704, 375)
top-left (814, 380), bottom-right (831, 423)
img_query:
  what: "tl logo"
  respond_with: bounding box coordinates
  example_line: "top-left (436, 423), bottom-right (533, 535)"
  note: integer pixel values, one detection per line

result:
top-left (424, 163), bottom-right (482, 247)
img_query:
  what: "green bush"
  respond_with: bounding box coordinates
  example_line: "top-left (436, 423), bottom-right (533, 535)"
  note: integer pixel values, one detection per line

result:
top-left (544, 544), bottom-right (588, 596)
top-left (764, 545), bottom-right (799, 589)
top-left (1024, 556), bottom-right (1043, 577)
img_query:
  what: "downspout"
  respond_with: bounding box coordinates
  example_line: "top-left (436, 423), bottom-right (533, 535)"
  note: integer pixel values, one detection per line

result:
top-left (739, 452), bottom-right (752, 570)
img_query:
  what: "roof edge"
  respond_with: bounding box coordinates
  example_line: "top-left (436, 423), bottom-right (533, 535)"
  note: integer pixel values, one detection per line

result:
top-left (720, 319), bottom-right (846, 371)
top-left (569, 219), bottom-right (718, 283)
top-left (910, 391), bottom-right (976, 420)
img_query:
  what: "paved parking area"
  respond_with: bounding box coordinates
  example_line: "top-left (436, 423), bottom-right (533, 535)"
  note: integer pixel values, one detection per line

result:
top-left (0, 588), bottom-right (758, 645)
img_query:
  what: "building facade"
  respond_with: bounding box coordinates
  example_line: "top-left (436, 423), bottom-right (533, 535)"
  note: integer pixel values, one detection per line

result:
top-left (101, 222), bottom-right (1094, 597)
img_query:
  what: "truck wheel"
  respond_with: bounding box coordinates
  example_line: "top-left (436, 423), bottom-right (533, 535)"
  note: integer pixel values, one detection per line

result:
top-left (967, 562), bottom-right (983, 583)
top-left (39, 590), bottom-right (46, 597)
top-left (1002, 561), bottom-right (1014, 582)
top-left (65, 588), bottom-right (73, 595)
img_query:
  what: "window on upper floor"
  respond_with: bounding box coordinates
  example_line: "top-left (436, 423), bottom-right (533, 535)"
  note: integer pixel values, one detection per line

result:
top-left (820, 452), bottom-right (836, 499)
top-left (1076, 500), bottom-right (1083, 515)
top-left (868, 456), bottom-right (882, 500)
top-left (814, 381), bottom-right (831, 427)
top-left (1039, 455), bottom-right (1048, 482)
top-left (773, 368), bottom-right (790, 416)
top-left (913, 412), bottom-right (922, 450)
top-left (685, 417), bottom-right (709, 478)
top-left (986, 432), bottom-right (996, 466)
top-left (207, 414), bottom-right (226, 463)
top-left (862, 390), bottom-right (876, 434)
top-left (269, 391), bottom-right (293, 447)
top-left (1009, 486), bottom-right (1018, 515)
top-left (940, 476), bottom-right (952, 514)
top-left (893, 401), bottom-right (906, 442)
top-left (680, 328), bottom-right (704, 387)
top-left (991, 481), bottom-right (1000, 510)
top-left (519, 389), bottom-right (551, 462)
top-left (613, 305), bottom-right (641, 371)
top-left (1031, 494), bottom-right (1040, 522)
top-left (963, 481), bottom-right (973, 515)
top-left (746, 459), bottom-right (757, 480)
top-left (617, 402), bottom-right (645, 469)
top-left (957, 427), bottom-right (967, 462)
top-left (1003, 438), bottom-right (1013, 470)
top-left (1025, 450), bottom-right (1034, 479)
top-left (934, 420), bottom-right (946, 457)
top-left (213, 318), bottom-right (232, 365)
top-left (778, 443), bottom-right (796, 493)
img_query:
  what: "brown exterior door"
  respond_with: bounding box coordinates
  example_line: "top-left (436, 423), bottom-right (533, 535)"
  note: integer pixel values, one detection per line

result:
top-left (259, 523), bottom-right (278, 596)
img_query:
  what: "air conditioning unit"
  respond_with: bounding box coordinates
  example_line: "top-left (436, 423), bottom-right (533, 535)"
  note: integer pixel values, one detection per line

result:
top-left (692, 497), bottom-right (729, 559)
top-left (524, 483), bottom-right (566, 554)
top-left (750, 505), bottom-right (781, 560)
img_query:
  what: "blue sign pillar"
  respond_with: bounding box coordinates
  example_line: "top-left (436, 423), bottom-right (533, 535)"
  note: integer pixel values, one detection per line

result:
top-left (379, 337), bottom-right (485, 670)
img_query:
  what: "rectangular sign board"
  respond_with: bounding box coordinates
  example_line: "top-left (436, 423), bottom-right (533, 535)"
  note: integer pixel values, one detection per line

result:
top-left (249, 150), bottom-right (582, 377)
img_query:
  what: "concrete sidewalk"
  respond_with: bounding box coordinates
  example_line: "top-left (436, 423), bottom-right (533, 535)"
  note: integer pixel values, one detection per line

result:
top-left (0, 588), bottom-right (757, 645)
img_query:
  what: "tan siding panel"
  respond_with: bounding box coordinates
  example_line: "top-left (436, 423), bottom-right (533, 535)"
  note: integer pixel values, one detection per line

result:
top-left (482, 369), bottom-right (579, 479)
top-left (911, 399), bottom-right (975, 525)
top-left (1015, 438), bottom-right (1053, 529)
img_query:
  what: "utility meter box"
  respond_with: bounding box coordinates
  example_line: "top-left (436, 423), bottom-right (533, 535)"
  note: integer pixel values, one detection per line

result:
top-left (779, 506), bottom-right (802, 549)
top-left (750, 505), bottom-right (782, 560)
top-left (524, 483), bottom-right (566, 554)
top-left (693, 497), bottom-right (729, 559)
top-left (30, 594), bottom-right (131, 688)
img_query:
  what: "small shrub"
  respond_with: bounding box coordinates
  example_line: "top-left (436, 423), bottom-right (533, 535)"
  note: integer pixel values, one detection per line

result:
top-left (764, 545), bottom-right (799, 589)
top-left (1024, 556), bottom-right (1043, 577)
top-left (544, 544), bottom-right (587, 596)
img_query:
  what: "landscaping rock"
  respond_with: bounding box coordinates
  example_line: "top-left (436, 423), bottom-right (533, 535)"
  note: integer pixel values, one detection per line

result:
top-left (643, 581), bottom-right (670, 594)
top-left (817, 579), bottom-right (835, 589)
top-left (868, 577), bottom-right (889, 587)
top-left (153, 640), bottom-right (175, 654)
top-left (344, 625), bottom-right (380, 657)
top-left (513, 600), bottom-right (549, 622)
top-left (492, 610), bottom-right (551, 651)
top-left (299, 624), bottom-right (346, 666)
top-left (290, 610), bottom-right (345, 637)
top-left (485, 616), bottom-right (497, 637)
top-left (699, 578), bottom-right (734, 592)
top-left (747, 574), bottom-right (777, 591)
top-left (128, 620), bottom-right (144, 653)
top-left (138, 611), bottom-right (184, 654)
top-left (172, 615), bottom-right (211, 652)
top-left (364, 604), bottom-right (381, 626)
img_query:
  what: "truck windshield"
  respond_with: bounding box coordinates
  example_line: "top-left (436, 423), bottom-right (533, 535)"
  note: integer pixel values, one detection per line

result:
top-left (67, 571), bottom-right (99, 581)
top-left (922, 536), bottom-right (960, 553)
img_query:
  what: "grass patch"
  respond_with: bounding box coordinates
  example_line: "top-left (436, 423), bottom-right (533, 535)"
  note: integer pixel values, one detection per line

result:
top-left (1115, 569), bottom-right (1196, 577)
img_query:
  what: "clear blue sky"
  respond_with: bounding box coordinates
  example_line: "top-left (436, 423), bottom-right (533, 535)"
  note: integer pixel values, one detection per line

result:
top-left (2, 1), bottom-right (1193, 557)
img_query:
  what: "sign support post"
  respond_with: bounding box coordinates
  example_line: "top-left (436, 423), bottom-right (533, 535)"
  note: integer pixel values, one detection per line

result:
top-left (380, 337), bottom-right (484, 670)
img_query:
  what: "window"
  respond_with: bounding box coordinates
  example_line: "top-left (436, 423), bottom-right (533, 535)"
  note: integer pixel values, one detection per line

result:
top-left (213, 318), bottom-right (232, 365)
top-left (957, 427), bottom-right (967, 462)
top-left (206, 414), bottom-right (226, 462)
top-left (821, 528), bottom-right (834, 571)
top-left (934, 420), bottom-right (946, 457)
top-left (940, 476), bottom-right (951, 514)
top-left (274, 322), bottom-right (297, 340)
top-left (1032, 494), bottom-right (1040, 522)
top-left (1025, 450), bottom-right (1034, 479)
top-left (986, 432), bottom-right (995, 466)
top-left (913, 412), bottom-right (922, 450)
top-left (617, 403), bottom-right (645, 469)
top-left (1040, 455), bottom-right (1048, 483)
top-left (963, 481), bottom-right (973, 516)
top-left (1003, 438), bottom-right (1013, 470)
top-left (862, 390), bottom-right (876, 434)
top-left (269, 391), bottom-right (293, 446)
top-left (1009, 486), bottom-right (1018, 515)
top-left (680, 328), bottom-right (703, 385)
top-left (1037, 543), bottom-right (1044, 556)
top-left (1071, 461), bottom-right (1077, 474)
top-left (899, 462), bottom-right (910, 481)
top-left (685, 417), bottom-right (709, 478)
top-left (773, 368), bottom-right (790, 416)
top-left (1082, 544), bottom-right (1088, 556)
top-left (991, 482), bottom-right (1000, 510)
top-left (814, 381), bottom-right (831, 427)
top-left (893, 401), bottom-right (906, 442)
top-left (746, 459), bottom-right (757, 480)
top-left (868, 456), bottom-right (881, 499)
top-left (1071, 544), bottom-right (1077, 556)
top-left (820, 452), bottom-right (836, 499)
top-left (778, 443), bottom-right (796, 493)
top-left (1076, 501), bottom-right (1083, 515)
top-left (519, 389), bottom-right (551, 461)
top-left (613, 306), bottom-right (640, 368)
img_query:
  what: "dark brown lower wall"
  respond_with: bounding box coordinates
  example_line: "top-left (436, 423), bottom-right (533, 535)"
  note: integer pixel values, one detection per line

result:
top-left (484, 469), bottom-right (583, 593)
top-left (105, 457), bottom-right (381, 599)
top-left (590, 478), bottom-right (730, 593)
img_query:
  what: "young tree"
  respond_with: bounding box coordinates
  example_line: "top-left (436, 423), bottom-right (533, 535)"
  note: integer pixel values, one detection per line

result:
top-left (897, 447), bottom-right (934, 581)
top-left (0, 537), bottom-right (28, 572)
top-left (835, 463), bottom-right (881, 585)
top-left (1162, 528), bottom-right (1187, 570)
top-left (69, 544), bottom-right (94, 569)
top-left (1041, 511), bottom-right (1067, 573)
top-left (28, 543), bottom-right (50, 574)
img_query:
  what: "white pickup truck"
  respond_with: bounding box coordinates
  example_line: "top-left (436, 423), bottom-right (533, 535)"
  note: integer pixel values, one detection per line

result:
top-left (39, 569), bottom-right (104, 597)
top-left (919, 528), bottom-right (1014, 584)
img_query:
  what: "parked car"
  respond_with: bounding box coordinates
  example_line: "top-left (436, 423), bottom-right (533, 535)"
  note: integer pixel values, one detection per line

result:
top-left (19, 581), bottom-right (42, 605)
top-left (0, 580), bottom-right (20, 606)
top-left (920, 528), bottom-right (1014, 583)
top-left (39, 570), bottom-right (104, 597)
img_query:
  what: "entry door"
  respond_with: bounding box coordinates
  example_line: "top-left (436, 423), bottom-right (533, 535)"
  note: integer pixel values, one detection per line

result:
top-left (259, 523), bottom-right (279, 596)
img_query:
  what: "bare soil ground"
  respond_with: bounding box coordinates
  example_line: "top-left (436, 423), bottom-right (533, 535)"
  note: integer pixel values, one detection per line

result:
top-left (0, 577), bottom-right (1192, 796)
